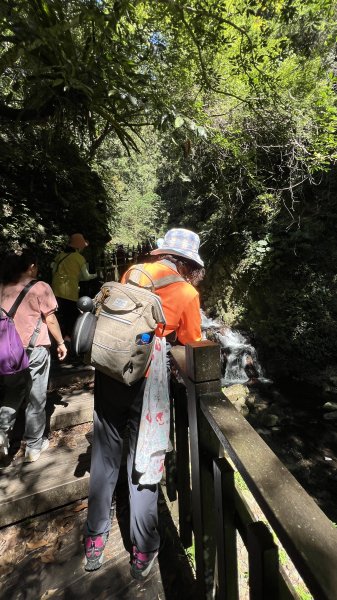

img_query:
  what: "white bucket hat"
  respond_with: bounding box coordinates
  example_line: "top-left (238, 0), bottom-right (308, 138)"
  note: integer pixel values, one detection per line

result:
top-left (150, 228), bottom-right (204, 267)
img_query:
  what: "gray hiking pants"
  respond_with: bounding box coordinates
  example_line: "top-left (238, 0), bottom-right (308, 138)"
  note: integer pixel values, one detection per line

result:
top-left (86, 371), bottom-right (160, 554)
top-left (0, 346), bottom-right (50, 449)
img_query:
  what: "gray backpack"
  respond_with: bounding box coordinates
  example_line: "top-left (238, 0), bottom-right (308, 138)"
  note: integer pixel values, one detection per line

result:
top-left (87, 265), bottom-right (184, 385)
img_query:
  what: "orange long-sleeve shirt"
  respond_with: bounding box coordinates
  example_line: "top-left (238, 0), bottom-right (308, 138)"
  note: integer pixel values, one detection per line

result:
top-left (122, 260), bottom-right (201, 344)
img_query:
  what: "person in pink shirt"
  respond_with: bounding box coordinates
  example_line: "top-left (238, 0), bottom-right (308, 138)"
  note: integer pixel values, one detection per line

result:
top-left (0, 250), bottom-right (67, 462)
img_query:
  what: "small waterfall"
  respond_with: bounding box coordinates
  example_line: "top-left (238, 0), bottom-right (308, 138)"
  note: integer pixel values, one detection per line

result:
top-left (217, 329), bottom-right (263, 386)
top-left (201, 311), bottom-right (267, 386)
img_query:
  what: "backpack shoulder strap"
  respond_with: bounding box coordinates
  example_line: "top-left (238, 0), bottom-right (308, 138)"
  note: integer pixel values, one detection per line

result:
top-left (124, 264), bottom-right (185, 291)
top-left (0, 284), bottom-right (4, 317)
top-left (26, 317), bottom-right (42, 351)
top-left (124, 264), bottom-right (155, 290)
top-left (153, 273), bottom-right (185, 289)
top-left (7, 280), bottom-right (39, 318)
top-left (53, 253), bottom-right (71, 274)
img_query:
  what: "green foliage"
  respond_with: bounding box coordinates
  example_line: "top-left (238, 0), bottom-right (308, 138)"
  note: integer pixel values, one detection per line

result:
top-left (234, 471), bottom-right (249, 493)
top-left (156, 0), bottom-right (337, 381)
top-left (0, 125), bottom-right (111, 277)
top-left (294, 586), bottom-right (313, 600)
top-left (92, 128), bottom-right (168, 247)
top-left (1, 0), bottom-right (337, 385)
top-left (0, 0), bottom-right (217, 152)
top-left (1, 0), bottom-right (162, 150)
top-left (185, 542), bottom-right (196, 573)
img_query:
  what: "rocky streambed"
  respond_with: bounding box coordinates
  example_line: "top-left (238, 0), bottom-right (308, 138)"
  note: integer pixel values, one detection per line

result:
top-left (225, 382), bottom-right (337, 523)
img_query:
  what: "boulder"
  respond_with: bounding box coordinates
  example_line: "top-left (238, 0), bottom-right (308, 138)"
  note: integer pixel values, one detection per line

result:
top-left (239, 404), bottom-right (250, 418)
top-left (261, 413), bottom-right (279, 428)
top-left (322, 401), bottom-right (337, 412)
top-left (323, 411), bottom-right (337, 421)
top-left (223, 384), bottom-right (251, 417)
top-left (245, 395), bottom-right (256, 407)
top-left (223, 384), bottom-right (249, 403)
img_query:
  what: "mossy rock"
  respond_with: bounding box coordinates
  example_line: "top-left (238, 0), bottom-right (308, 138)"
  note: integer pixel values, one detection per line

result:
top-left (223, 384), bottom-right (249, 403)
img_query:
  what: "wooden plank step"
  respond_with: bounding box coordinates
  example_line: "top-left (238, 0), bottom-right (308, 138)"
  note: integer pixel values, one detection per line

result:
top-left (0, 438), bottom-right (91, 528)
top-left (0, 492), bottom-right (196, 599)
top-left (48, 390), bottom-right (94, 431)
top-left (48, 363), bottom-right (94, 391)
top-left (0, 500), bottom-right (165, 600)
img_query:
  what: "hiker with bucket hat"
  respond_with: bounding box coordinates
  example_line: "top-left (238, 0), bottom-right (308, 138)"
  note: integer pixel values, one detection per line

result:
top-left (84, 228), bottom-right (205, 579)
top-left (52, 233), bottom-right (97, 344)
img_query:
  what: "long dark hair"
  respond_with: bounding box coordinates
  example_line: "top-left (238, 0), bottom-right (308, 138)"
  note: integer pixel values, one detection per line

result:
top-left (157, 254), bottom-right (205, 287)
top-left (0, 249), bottom-right (38, 284)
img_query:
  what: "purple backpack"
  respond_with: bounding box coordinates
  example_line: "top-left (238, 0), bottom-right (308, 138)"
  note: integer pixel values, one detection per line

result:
top-left (0, 280), bottom-right (39, 376)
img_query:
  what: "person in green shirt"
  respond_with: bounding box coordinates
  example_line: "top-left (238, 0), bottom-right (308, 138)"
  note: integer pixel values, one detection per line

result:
top-left (52, 233), bottom-right (97, 342)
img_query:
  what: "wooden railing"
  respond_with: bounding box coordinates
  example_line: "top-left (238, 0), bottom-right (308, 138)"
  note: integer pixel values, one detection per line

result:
top-left (96, 241), bottom-right (154, 283)
top-left (168, 341), bottom-right (337, 600)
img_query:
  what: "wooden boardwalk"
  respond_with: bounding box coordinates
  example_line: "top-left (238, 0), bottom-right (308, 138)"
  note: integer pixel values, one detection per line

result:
top-left (0, 363), bottom-right (196, 600)
top-left (1, 487), bottom-right (195, 599)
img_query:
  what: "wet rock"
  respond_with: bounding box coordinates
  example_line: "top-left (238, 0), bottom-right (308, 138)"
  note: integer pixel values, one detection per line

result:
top-left (271, 389), bottom-right (284, 401)
top-left (248, 390), bottom-right (265, 404)
top-left (324, 366), bottom-right (337, 386)
top-left (223, 384), bottom-right (249, 403)
top-left (261, 413), bottom-right (279, 428)
top-left (268, 402), bottom-right (286, 417)
top-left (231, 397), bottom-right (250, 416)
top-left (322, 401), bottom-right (337, 412)
top-left (245, 395), bottom-right (256, 407)
top-left (246, 413), bottom-right (258, 426)
top-left (310, 365), bottom-right (337, 397)
top-left (256, 427), bottom-right (272, 436)
top-left (323, 411), bottom-right (337, 420)
top-left (324, 384), bottom-right (337, 394)
top-left (253, 400), bottom-right (270, 414)
top-left (240, 404), bottom-right (250, 417)
top-left (223, 384), bottom-right (251, 417)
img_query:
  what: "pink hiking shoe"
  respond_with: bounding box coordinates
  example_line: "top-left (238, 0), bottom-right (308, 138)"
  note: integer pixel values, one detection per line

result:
top-left (130, 545), bottom-right (159, 580)
top-left (84, 533), bottom-right (109, 571)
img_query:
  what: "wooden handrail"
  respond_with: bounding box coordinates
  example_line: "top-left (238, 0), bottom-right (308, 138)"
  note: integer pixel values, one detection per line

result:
top-left (170, 342), bottom-right (337, 600)
top-left (202, 393), bottom-right (337, 600)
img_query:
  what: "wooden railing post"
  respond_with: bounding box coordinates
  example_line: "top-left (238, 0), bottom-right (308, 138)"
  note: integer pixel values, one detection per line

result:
top-left (114, 261), bottom-right (119, 281)
top-left (172, 379), bottom-right (193, 548)
top-left (164, 395), bottom-right (177, 502)
top-left (247, 521), bottom-right (279, 600)
top-left (213, 458), bottom-right (239, 600)
top-left (185, 341), bottom-right (222, 599)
